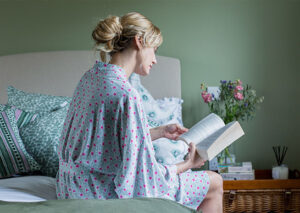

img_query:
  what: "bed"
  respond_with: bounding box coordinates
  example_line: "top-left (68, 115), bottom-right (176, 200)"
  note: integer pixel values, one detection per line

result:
top-left (0, 51), bottom-right (197, 212)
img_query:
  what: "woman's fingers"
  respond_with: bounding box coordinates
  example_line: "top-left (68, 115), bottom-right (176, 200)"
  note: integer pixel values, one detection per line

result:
top-left (176, 124), bottom-right (188, 133)
top-left (187, 143), bottom-right (207, 168)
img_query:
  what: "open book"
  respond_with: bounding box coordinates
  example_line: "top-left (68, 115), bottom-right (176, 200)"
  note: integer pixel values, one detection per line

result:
top-left (178, 113), bottom-right (244, 161)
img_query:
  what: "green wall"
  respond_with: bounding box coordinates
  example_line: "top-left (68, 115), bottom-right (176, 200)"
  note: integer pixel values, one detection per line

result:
top-left (1, 0), bottom-right (299, 170)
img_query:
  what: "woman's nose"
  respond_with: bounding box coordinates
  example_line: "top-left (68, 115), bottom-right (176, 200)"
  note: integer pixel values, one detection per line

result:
top-left (153, 56), bottom-right (157, 64)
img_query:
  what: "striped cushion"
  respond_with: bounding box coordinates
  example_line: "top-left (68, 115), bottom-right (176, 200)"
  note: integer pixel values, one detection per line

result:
top-left (0, 104), bottom-right (38, 128)
top-left (13, 107), bottom-right (38, 128)
top-left (0, 107), bottom-right (40, 178)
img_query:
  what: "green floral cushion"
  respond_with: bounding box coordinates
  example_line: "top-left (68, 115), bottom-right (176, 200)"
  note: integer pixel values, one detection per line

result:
top-left (0, 106), bottom-right (40, 178)
top-left (0, 104), bottom-right (5, 112)
top-left (19, 106), bottom-right (69, 177)
top-left (7, 86), bottom-right (71, 114)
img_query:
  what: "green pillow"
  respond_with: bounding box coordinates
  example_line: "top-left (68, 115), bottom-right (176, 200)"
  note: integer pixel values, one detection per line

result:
top-left (7, 86), bottom-right (71, 114)
top-left (0, 105), bottom-right (5, 112)
top-left (19, 106), bottom-right (69, 177)
top-left (0, 106), bottom-right (40, 178)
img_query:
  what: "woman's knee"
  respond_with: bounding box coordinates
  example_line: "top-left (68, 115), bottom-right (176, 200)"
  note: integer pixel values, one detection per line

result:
top-left (206, 171), bottom-right (223, 194)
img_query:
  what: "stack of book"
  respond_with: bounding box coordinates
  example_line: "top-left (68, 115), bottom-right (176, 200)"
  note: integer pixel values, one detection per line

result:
top-left (218, 162), bottom-right (255, 180)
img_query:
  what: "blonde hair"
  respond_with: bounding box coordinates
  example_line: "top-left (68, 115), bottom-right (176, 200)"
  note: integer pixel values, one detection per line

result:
top-left (92, 12), bottom-right (163, 62)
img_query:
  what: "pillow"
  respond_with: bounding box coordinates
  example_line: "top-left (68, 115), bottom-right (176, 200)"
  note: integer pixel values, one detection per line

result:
top-left (129, 74), bottom-right (188, 165)
top-left (0, 107), bottom-right (40, 178)
top-left (149, 99), bottom-right (188, 165)
top-left (0, 104), bottom-right (6, 112)
top-left (156, 97), bottom-right (184, 125)
top-left (0, 104), bottom-right (38, 128)
top-left (19, 106), bottom-right (69, 177)
top-left (129, 74), bottom-right (184, 126)
top-left (7, 86), bottom-right (71, 115)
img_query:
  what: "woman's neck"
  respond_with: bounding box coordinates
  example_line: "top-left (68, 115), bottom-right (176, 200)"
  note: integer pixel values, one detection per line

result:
top-left (109, 50), bottom-right (137, 80)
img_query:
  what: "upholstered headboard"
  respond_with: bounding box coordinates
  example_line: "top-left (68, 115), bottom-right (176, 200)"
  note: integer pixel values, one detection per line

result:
top-left (0, 51), bottom-right (181, 104)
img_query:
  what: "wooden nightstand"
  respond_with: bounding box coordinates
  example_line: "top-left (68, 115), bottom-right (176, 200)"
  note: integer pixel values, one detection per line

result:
top-left (222, 170), bottom-right (300, 213)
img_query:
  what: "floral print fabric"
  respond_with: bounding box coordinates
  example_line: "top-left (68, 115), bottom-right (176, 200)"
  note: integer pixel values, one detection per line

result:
top-left (56, 61), bottom-right (210, 210)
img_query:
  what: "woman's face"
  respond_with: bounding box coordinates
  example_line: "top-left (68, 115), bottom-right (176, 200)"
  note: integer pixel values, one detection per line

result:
top-left (135, 46), bottom-right (157, 76)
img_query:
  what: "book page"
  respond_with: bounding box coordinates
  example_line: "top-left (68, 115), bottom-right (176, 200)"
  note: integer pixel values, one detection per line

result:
top-left (196, 121), bottom-right (244, 160)
top-left (178, 113), bottom-right (225, 145)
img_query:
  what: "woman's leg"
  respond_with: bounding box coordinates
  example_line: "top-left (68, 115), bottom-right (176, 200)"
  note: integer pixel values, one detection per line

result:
top-left (198, 171), bottom-right (223, 213)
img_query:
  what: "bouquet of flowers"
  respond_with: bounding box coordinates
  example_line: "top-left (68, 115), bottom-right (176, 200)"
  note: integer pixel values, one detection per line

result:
top-left (201, 80), bottom-right (264, 164)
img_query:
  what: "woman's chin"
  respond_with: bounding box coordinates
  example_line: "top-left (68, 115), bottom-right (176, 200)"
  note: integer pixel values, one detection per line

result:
top-left (136, 69), bottom-right (150, 76)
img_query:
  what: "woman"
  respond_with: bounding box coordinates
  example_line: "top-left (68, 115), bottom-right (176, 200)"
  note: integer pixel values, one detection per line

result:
top-left (56, 12), bottom-right (223, 212)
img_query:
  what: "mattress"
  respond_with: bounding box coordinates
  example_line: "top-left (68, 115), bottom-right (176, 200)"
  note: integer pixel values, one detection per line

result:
top-left (0, 176), bottom-right (56, 202)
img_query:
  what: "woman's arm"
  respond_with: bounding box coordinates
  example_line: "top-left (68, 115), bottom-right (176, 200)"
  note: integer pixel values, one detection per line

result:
top-left (150, 124), bottom-right (188, 141)
top-left (149, 126), bottom-right (164, 141)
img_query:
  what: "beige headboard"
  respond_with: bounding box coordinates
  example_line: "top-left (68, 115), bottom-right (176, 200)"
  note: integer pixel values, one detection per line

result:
top-left (0, 51), bottom-right (181, 104)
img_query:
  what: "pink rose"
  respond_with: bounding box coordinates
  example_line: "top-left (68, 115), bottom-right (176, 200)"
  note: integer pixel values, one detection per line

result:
top-left (234, 92), bottom-right (244, 100)
top-left (235, 85), bottom-right (243, 91)
top-left (201, 91), bottom-right (212, 103)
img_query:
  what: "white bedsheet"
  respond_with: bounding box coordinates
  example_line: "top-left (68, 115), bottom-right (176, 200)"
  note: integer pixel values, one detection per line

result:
top-left (0, 176), bottom-right (56, 202)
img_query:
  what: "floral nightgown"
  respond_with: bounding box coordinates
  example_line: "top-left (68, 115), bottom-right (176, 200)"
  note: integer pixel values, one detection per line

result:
top-left (56, 61), bottom-right (210, 210)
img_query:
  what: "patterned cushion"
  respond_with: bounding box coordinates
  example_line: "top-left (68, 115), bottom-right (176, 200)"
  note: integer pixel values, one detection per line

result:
top-left (129, 74), bottom-right (183, 126)
top-left (0, 107), bottom-right (40, 178)
top-left (12, 106), bottom-right (39, 128)
top-left (129, 74), bottom-right (188, 165)
top-left (7, 86), bottom-right (71, 114)
top-left (19, 106), bottom-right (68, 177)
top-left (0, 104), bottom-right (5, 112)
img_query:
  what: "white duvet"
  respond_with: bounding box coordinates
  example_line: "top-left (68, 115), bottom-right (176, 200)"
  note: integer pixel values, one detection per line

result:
top-left (0, 176), bottom-right (56, 202)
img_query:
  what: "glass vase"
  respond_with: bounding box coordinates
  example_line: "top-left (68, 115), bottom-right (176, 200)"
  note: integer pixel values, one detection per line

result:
top-left (217, 145), bottom-right (235, 165)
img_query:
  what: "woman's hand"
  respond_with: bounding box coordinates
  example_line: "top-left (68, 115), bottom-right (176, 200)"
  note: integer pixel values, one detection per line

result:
top-left (150, 123), bottom-right (188, 141)
top-left (175, 142), bottom-right (206, 174)
top-left (162, 124), bottom-right (188, 140)
top-left (185, 142), bottom-right (206, 169)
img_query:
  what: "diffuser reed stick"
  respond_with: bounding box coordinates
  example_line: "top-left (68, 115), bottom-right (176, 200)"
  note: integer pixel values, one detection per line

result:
top-left (272, 146), bottom-right (288, 166)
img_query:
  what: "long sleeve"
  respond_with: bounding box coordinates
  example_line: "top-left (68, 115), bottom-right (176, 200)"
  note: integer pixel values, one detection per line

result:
top-left (114, 92), bottom-right (178, 199)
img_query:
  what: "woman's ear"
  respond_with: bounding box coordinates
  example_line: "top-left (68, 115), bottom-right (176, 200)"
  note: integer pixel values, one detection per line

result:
top-left (134, 35), bottom-right (143, 50)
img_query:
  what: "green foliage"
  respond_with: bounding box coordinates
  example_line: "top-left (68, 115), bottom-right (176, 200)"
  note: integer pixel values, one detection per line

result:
top-left (201, 80), bottom-right (264, 164)
top-left (201, 80), bottom-right (264, 124)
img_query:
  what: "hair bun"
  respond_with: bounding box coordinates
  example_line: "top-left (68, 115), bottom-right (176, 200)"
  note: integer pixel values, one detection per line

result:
top-left (92, 12), bottom-right (163, 62)
top-left (92, 16), bottom-right (123, 52)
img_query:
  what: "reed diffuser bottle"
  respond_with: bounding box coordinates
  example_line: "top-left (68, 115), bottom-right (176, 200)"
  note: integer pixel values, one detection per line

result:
top-left (272, 146), bottom-right (289, 179)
